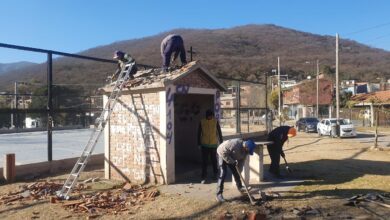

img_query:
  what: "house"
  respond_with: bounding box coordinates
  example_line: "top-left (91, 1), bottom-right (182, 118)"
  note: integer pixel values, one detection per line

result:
top-left (283, 76), bottom-right (333, 119)
top-left (101, 61), bottom-right (265, 185)
top-left (351, 90), bottom-right (390, 126)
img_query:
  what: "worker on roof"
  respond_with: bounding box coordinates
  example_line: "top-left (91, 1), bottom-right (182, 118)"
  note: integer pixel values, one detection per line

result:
top-left (197, 109), bottom-right (223, 184)
top-left (216, 139), bottom-right (256, 202)
top-left (111, 50), bottom-right (137, 81)
top-left (160, 34), bottom-right (187, 72)
top-left (266, 126), bottom-right (296, 178)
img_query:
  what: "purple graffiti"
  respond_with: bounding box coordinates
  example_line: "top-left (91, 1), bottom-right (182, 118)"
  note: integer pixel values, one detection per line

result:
top-left (176, 84), bottom-right (190, 94)
top-left (166, 87), bottom-right (174, 107)
top-left (166, 84), bottom-right (191, 144)
top-left (215, 90), bottom-right (221, 120)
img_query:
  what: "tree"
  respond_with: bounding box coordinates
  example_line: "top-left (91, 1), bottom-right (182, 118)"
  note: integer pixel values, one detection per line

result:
top-left (321, 65), bottom-right (335, 78)
top-left (340, 91), bottom-right (353, 108)
top-left (367, 96), bottom-right (388, 150)
top-left (269, 88), bottom-right (280, 110)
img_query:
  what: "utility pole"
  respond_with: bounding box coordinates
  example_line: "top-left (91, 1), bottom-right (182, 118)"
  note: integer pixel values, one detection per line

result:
top-left (236, 81), bottom-right (241, 133)
top-left (278, 56), bottom-right (281, 126)
top-left (336, 34), bottom-right (340, 120)
top-left (316, 60), bottom-right (319, 118)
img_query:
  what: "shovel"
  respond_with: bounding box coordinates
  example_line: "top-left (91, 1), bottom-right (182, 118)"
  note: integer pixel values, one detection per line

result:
top-left (281, 154), bottom-right (293, 173)
top-left (235, 165), bottom-right (256, 205)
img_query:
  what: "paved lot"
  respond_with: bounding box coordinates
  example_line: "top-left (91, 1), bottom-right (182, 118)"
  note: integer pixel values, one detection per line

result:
top-left (0, 129), bottom-right (103, 166)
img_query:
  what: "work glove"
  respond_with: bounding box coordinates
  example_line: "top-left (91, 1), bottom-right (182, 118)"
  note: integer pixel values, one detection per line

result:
top-left (233, 160), bottom-right (239, 167)
top-left (281, 151), bottom-right (285, 158)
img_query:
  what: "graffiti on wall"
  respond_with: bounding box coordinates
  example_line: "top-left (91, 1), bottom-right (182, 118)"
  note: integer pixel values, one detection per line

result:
top-left (176, 102), bottom-right (201, 122)
top-left (166, 84), bottom-right (190, 144)
top-left (214, 90), bottom-right (221, 120)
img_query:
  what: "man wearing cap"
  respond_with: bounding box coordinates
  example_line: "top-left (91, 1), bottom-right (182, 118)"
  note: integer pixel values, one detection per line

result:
top-left (198, 109), bottom-right (223, 184)
top-left (111, 50), bottom-right (137, 81)
top-left (266, 126), bottom-right (296, 177)
top-left (215, 138), bottom-right (256, 202)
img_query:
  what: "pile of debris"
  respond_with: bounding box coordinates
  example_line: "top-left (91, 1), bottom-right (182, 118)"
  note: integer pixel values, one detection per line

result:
top-left (345, 193), bottom-right (390, 209)
top-left (62, 184), bottom-right (159, 215)
top-left (289, 206), bottom-right (322, 216)
top-left (0, 181), bottom-right (82, 205)
top-left (0, 181), bottom-right (159, 216)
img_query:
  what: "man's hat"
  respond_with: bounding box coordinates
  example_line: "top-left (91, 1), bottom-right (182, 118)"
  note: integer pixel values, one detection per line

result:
top-left (245, 139), bottom-right (256, 155)
top-left (288, 127), bottom-right (297, 138)
top-left (113, 50), bottom-right (125, 59)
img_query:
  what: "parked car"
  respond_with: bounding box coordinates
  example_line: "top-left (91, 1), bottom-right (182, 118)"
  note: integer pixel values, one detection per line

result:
top-left (317, 118), bottom-right (357, 137)
top-left (296, 117), bottom-right (319, 133)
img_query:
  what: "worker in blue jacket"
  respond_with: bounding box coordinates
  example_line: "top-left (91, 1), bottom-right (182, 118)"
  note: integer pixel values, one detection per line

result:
top-left (160, 34), bottom-right (187, 72)
top-left (266, 126), bottom-right (296, 177)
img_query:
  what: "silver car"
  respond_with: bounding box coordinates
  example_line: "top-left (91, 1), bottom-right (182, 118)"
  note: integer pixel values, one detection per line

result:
top-left (317, 118), bottom-right (357, 137)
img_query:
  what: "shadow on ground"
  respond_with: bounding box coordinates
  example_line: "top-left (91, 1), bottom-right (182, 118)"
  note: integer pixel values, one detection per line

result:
top-left (261, 158), bottom-right (390, 198)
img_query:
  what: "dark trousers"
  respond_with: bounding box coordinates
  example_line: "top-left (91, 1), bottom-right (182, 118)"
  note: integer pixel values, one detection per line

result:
top-left (201, 147), bottom-right (218, 179)
top-left (267, 144), bottom-right (282, 175)
top-left (216, 157), bottom-right (242, 195)
top-left (163, 36), bottom-right (186, 68)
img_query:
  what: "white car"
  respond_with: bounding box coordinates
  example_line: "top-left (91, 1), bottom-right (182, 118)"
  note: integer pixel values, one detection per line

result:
top-left (317, 118), bottom-right (357, 138)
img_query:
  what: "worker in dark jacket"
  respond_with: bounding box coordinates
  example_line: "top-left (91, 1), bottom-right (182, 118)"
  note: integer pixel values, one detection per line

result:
top-left (112, 50), bottom-right (137, 81)
top-left (266, 126), bottom-right (296, 177)
top-left (197, 109), bottom-right (223, 184)
top-left (216, 139), bottom-right (256, 202)
top-left (160, 34), bottom-right (187, 72)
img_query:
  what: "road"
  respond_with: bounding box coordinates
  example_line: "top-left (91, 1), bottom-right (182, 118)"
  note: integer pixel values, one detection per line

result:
top-left (0, 129), bottom-right (104, 166)
top-left (316, 129), bottom-right (390, 148)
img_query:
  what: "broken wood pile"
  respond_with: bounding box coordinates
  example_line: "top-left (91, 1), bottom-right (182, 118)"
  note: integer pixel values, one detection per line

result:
top-left (62, 184), bottom-right (159, 215)
top-left (0, 181), bottom-right (82, 205)
top-left (345, 193), bottom-right (390, 209)
top-left (0, 181), bottom-right (159, 216)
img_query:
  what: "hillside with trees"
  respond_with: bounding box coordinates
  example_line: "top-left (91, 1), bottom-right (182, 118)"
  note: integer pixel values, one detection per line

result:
top-left (1, 24), bottom-right (390, 92)
top-left (0, 61), bottom-right (36, 75)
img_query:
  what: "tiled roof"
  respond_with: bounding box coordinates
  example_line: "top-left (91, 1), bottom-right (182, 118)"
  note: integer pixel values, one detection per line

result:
top-left (101, 61), bottom-right (226, 92)
top-left (351, 90), bottom-right (390, 104)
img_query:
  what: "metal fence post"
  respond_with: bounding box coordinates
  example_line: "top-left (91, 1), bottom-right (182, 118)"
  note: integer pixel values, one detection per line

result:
top-left (247, 110), bottom-right (250, 132)
top-left (236, 81), bottom-right (241, 133)
top-left (47, 52), bottom-right (53, 161)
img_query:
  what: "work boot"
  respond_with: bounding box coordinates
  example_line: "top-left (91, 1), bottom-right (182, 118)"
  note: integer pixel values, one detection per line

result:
top-left (216, 194), bottom-right (225, 202)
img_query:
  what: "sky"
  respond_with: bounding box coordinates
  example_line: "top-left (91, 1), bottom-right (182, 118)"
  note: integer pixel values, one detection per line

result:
top-left (1, 0), bottom-right (390, 63)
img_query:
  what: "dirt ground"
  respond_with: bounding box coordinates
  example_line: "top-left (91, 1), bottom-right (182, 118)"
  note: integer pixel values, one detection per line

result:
top-left (0, 131), bottom-right (389, 219)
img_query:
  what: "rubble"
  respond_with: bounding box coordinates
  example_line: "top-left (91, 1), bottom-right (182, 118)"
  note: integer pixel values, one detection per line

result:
top-left (0, 181), bottom-right (71, 205)
top-left (345, 193), bottom-right (390, 209)
top-left (0, 181), bottom-right (159, 215)
top-left (62, 184), bottom-right (159, 215)
top-left (289, 206), bottom-right (321, 216)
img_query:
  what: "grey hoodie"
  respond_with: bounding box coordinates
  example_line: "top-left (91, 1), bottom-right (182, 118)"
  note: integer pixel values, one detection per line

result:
top-left (217, 138), bottom-right (248, 164)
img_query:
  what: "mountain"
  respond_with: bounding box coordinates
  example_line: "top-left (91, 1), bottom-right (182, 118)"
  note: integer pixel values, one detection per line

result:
top-left (1, 24), bottom-right (390, 91)
top-left (0, 61), bottom-right (36, 75)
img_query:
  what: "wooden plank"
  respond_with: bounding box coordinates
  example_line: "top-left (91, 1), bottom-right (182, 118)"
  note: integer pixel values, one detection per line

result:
top-left (62, 200), bottom-right (84, 207)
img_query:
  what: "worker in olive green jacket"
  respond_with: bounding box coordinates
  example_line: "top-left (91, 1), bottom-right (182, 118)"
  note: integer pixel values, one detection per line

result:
top-left (197, 109), bottom-right (223, 183)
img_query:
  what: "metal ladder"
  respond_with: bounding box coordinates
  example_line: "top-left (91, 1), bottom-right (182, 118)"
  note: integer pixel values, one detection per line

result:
top-left (57, 62), bottom-right (136, 200)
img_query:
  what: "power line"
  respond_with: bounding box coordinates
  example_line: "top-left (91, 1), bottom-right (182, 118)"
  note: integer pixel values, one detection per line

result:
top-left (364, 32), bottom-right (390, 45)
top-left (344, 22), bottom-right (390, 36)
